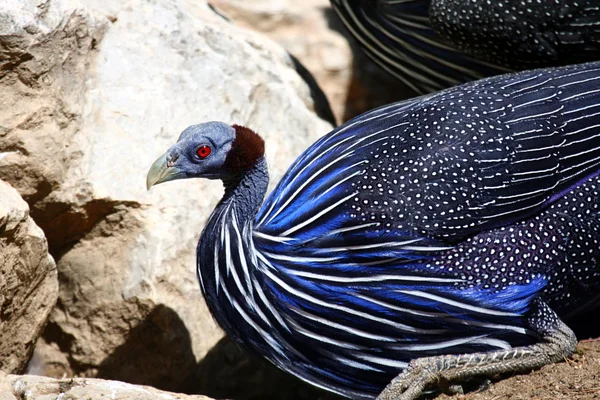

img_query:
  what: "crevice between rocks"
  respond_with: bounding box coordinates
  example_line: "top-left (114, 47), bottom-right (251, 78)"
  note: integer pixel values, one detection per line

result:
top-left (31, 198), bottom-right (142, 258)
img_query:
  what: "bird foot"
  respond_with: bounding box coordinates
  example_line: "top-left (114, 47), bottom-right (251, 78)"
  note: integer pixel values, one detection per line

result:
top-left (376, 356), bottom-right (449, 400)
top-left (376, 304), bottom-right (577, 400)
top-left (446, 383), bottom-right (465, 396)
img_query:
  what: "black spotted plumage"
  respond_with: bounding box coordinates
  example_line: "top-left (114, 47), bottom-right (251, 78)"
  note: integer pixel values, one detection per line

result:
top-left (148, 62), bottom-right (600, 399)
top-left (426, 176), bottom-right (600, 316)
top-left (430, 0), bottom-right (600, 68)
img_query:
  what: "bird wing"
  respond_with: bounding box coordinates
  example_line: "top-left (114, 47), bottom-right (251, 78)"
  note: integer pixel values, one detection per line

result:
top-left (430, 0), bottom-right (600, 68)
top-left (330, 0), bottom-right (510, 93)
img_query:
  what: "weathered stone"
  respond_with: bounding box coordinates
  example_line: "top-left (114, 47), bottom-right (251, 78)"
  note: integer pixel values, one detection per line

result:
top-left (0, 371), bottom-right (214, 400)
top-left (211, 0), bottom-right (416, 123)
top-left (0, 0), bottom-right (333, 391)
top-left (0, 180), bottom-right (57, 374)
top-left (0, 0), bottom-right (106, 213)
top-left (0, 373), bottom-right (17, 400)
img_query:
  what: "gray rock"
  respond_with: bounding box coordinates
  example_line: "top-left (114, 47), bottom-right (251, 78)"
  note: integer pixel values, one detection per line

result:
top-left (0, 180), bottom-right (57, 374)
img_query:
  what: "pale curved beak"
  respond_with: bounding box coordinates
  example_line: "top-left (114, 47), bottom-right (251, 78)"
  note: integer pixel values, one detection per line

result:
top-left (146, 151), bottom-right (184, 190)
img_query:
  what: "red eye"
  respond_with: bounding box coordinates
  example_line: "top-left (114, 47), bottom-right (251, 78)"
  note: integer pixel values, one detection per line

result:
top-left (197, 145), bottom-right (211, 159)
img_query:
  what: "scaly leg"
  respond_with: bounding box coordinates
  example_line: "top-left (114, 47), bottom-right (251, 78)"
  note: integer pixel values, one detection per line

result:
top-left (376, 300), bottom-right (577, 400)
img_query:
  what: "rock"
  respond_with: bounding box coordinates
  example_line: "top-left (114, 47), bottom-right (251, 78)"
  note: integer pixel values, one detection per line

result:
top-left (0, 371), bottom-right (214, 400)
top-left (0, 180), bottom-right (57, 374)
top-left (211, 0), bottom-right (416, 123)
top-left (0, 372), bottom-right (16, 400)
top-left (0, 0), bottom-right (332, 391)
top-left (0, 0), bottom-right (106, 211)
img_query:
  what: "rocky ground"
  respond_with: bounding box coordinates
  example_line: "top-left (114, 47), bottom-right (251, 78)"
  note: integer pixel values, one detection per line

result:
top-left (0, 0), bottom-right (599, 399)
top-left (439, 340), bottom-right (600, 400)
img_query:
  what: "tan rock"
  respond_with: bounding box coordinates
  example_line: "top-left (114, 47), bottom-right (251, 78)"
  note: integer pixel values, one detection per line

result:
top-left (0, 0), bottom-right (107, 251)
top-left (1, 372), bottom-right (214, 400)
top-left (0, 0), bottom-right (333, 391)
top-left (0, 180), bottom-right (57, 374)
top-left (0, 372), bottom-right (17, 400)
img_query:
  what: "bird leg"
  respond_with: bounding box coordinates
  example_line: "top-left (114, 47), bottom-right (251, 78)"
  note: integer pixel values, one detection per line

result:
top-left (376, 300), bottom-right (577, 400)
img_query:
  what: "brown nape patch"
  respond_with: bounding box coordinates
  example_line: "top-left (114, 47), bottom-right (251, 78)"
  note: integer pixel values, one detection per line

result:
top-left (225, 125), bottom-right (265, 171)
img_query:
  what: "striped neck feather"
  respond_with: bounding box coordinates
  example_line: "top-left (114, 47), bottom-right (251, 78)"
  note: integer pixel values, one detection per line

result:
top-left (196, 157), bottom-right (273, 345)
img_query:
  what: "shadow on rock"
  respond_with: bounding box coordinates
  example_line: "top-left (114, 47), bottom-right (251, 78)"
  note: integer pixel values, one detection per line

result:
top-left (322, 7), bottom-right (418, 122)
top-left (97, 304), bottom-right (197, 392)
top-left (289, 53), bottom-right (337, 127)
top-left (181, 336), bottom-right (343, 400)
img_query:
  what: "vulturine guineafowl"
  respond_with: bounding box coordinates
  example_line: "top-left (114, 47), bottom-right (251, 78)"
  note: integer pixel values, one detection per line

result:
top-left (147, 62), bottom-right (600, 400)
top-left (330, 0), bottom-right (600, 94)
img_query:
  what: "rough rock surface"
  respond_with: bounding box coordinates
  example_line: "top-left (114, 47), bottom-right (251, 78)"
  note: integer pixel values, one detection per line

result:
top-left (0, 0), bottom-right (106, 217)
top-left (0, 371), bottom-right (214, 400)
top-left (212, 0), bottom-right (416, 123)
top-left (0, 180), bottom-right (57, 374)
top-left (0, 0), bottom-right (332, 392)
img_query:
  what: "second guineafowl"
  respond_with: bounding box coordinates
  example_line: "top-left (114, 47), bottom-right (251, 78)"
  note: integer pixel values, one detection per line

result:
top-left (331, 0), bottom-right (600, 93)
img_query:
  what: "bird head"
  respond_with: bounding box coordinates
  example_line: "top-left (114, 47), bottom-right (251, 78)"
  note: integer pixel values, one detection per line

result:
top-left (146, 121), bottom-right (265, 189)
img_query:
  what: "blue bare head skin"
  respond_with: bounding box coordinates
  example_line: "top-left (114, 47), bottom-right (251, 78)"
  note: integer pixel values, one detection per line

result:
top-left (146, 122), bottom-right (265, 189)
top-left (146, 122), bottom-right (235, 188)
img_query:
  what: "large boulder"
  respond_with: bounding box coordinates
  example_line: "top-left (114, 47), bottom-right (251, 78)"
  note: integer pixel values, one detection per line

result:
top-left (0, 180), bottom-right (57, 374)
top-left (0, 0), bottom-right (332, 392)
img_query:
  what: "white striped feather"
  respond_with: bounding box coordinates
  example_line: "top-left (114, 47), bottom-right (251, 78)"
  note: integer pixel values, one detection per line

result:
top-left (288, 306), bottom-right (398, 342)
top-left (285, 269), bottom-right (464, 284)
top-left (283, 316), bottom-right (363, 350)
top-left (231, 209), bottom-right (253, 299)
top-left (331, 353), bottom-right (385, 372)
top-left (353, 354), bottom-right (409, 369)
top-left (224, 284), bottom-right (285, 356)
top-left (390, 335), bottom-right (508, 351)
top-left (397, 290), bottom-right (520, 317)
top-left (356, 292), bottom-right (528, 335)
top-left (259, 255), bottom-right (449, 334)
top-left (280, 191), bottom-right (360, 236)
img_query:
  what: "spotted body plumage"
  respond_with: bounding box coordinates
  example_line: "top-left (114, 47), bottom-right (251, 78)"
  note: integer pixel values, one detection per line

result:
top-left (428, 177), bottom-right (600, 314)
top-left (431, 0), bottom-right (600, 68)
top-left (147, 62), bottom-right (600, 399)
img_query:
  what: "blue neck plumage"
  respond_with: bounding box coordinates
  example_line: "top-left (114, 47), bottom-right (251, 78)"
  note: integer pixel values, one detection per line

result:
top-left (196, 157), bottom-right (270, 344)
